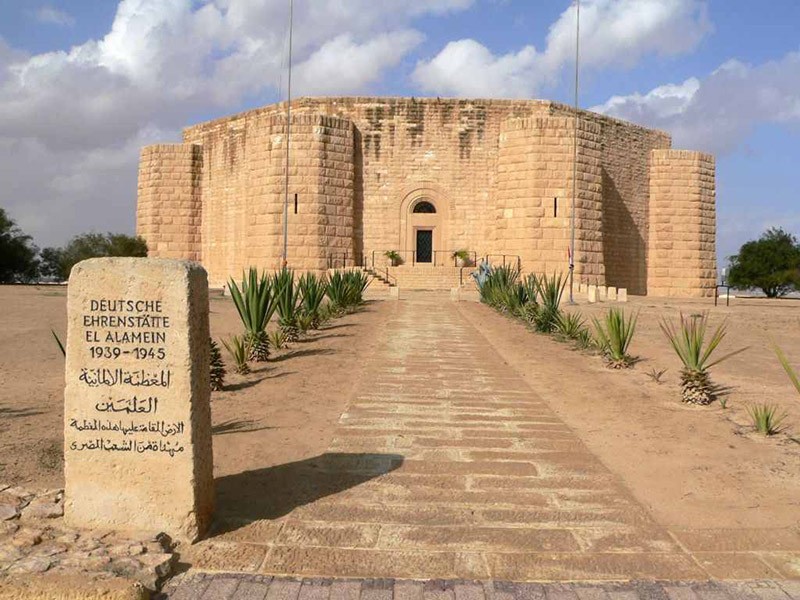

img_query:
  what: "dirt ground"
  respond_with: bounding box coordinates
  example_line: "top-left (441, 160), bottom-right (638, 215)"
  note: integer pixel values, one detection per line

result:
top-left (459, 294), bottom-right (800, 531)
top-left (0, 285), bottom-right (385, 493)
top-left (1, 285), bottom-right (799, 536)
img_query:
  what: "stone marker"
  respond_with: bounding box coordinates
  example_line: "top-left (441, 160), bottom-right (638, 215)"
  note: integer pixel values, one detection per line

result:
top-left (597, 286), bottom-right (607, 301)
top-left (607, 287), bottom-right (618, 301)
top-left (450, 287), bottom-right (460, 302)
top-left (389, 286), bottom-right (400, 300)
top-left (64, 258), bottom-right (213, 542)
top-left (618, 288), bottom-right (628, 303)
top-left (587, 285), bottom-right (597, 304)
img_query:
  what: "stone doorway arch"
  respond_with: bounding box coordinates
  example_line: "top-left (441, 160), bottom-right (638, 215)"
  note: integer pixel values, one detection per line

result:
top-left (399, 187), bottom-right (449, 265)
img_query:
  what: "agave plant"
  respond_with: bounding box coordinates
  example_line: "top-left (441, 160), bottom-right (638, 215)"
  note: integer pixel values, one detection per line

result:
top-left (209, 338), bottom-right (226, 391)
top-left (268, 329), bottom-right (287, 351)
top-left (325, 270), bottom-right (348, 312)
top-left (555, 311), bottom-right (586, 341)
top-left (532, 272), bottom-right (566, 333)
top-left (343, 270), bottom-right (371, 307)
top-left (747, 403), bottom-right (787, 436)
top-left (478, 264), bottom-right (520, 307)
top-left (593, 308), bottom-right (638, 368)
top-left (299, 272), bottom-right (328, 329)
top-left (660, 313), bottom-right (747, 405)
top-left (774, 344), bottom-right (800, 397)
top-left (228, 268), bottom-right (277, 361)
top-left (222, 335), bottom-right (250, 375)
top-left (273, 268), bottom-right (302, 342)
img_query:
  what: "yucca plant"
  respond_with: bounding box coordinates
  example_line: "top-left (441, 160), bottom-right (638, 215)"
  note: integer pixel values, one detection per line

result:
top-left (326, 270), bottom-right (349, 313)
top-left (268, 329), bottom-right (287, 351)
top-left (774, 344), bottom-right (800, 398)
top-left (297, 313), bottom-right (315, 333)
top-left (273, 268), bottom-right (302, 342)
top-left (555, 311), bottom-right (586, 341)
top-left (593, 308), bottom-right (638, 368)
top-left (532, 272), bottom-right (566, 333)
top-left (299, 272), bottom-right (328, 329)
top-left (343, 270), bottom-right (371, 307)
top-left (222, 335), bottom-right (250, 375)
top-left (660, 313), bottom-right (747, 405)
top-left (747, 403), bottom-right (787, 435)
top-left (209, 338), bottom-right (226, 391)
top-left (478, 264), bottom-right (520, 307)
top-left (228, 268), bottom-right (277, 361)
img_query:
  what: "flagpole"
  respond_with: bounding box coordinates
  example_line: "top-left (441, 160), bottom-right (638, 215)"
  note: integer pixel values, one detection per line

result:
top-left (282, 0), bottom-right (294, 269)
top-left (568, 0), bottom-right (580, 304)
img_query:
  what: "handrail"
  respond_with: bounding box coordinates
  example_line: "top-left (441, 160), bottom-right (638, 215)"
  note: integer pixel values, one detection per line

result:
top-left (369, 249), bottom-right (479, 268)
top-left (483, 254), bottom-right (522, 272)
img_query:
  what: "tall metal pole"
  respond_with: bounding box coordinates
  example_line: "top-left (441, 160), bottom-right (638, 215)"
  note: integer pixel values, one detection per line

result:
top-left (282, 0), bottom-right (294, 268)
top-left (568, 0), bottom-right (580, 304)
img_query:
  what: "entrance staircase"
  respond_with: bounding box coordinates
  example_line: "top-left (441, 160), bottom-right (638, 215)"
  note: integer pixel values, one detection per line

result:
top-left (367, 265), bottom-right (475, 291)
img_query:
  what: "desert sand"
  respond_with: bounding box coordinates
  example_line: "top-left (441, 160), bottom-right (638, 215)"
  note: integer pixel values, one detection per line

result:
top-left (1, 285), bottom-right (799, 535)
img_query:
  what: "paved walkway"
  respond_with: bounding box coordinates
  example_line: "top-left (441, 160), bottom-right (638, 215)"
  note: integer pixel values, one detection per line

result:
top-left (161, 574), bottom-right (800, 600)
top-left (177, 295), bottom-right (799, 588)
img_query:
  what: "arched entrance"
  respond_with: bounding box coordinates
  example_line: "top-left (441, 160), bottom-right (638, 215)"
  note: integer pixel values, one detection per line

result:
top-left (399, 189), bottom-right (448, 265)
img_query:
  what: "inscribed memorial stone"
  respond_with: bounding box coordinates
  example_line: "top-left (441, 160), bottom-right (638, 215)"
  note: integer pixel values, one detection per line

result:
top-left (64, 258), bottom-right (213, 541)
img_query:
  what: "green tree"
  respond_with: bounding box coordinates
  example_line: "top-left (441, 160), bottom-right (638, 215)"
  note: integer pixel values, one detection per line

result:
top-left (41, 232), bottom-right (148, 281)
top-left (727, 228), bottom-right (800, 298)
top-left (0, 207), bottom-right (39, 283)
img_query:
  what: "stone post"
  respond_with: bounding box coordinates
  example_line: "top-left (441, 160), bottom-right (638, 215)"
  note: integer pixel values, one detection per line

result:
top-left (587, 285), bottom-right (597, 304)
top-left (64, 258), bottom-right (213, 542)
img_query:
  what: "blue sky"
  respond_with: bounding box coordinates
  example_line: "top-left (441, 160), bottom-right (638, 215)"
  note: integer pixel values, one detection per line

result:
top-left (0, 0), bottom-right (798, 265)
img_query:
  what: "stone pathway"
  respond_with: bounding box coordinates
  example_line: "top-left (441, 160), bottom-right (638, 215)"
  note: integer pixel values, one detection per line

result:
top-left (160, 574), bottom-right (800, 600)
top-left (179, 294), bottom-right (799, 585)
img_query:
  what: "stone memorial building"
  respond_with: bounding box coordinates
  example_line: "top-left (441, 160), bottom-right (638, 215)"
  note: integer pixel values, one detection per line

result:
top-left (136, 97), bottom-right (716, 297)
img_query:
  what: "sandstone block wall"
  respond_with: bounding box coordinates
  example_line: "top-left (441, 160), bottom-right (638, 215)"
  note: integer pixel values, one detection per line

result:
top-left (136, 144), bottom-right (203, 261)
top-left (647, 149), bottom-right (716, 297)
top-left (136, 97), bottom-right (717, 297)
top-left (494, 116), bottom-right (603, 279)
top-left (180, 114), bottom-right (355, 287)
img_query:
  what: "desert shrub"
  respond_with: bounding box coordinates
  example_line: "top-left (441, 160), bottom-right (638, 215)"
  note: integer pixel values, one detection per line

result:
top-left (660, 313), bottom-right (747, 405)
top-left (531, 272), bottom-right (566, 333)
top-left (299, 272), bottom-right (328, 329)
top-left (747, 403), bottom-right (787, 435)
top-left (343, 270), bottom-right (371, 306)
top-left (273, 268), bottom-right (302, 342)
top-left (554, 311), bottom-right (586, 341)
top-left (228, 268), bottom-right (276, 361)
top-left (645, 367), bottom-right (667, 384)
top-left (222, 335), bottom-right (250, 375)
top-left (478, 264), bottom-right (520, 308)
top-left (210, 338), bottom-right (226, 391)
top-left (268, 329), bottom-right (287, 351)
top-left (593, 308), bottom-right (638, 368)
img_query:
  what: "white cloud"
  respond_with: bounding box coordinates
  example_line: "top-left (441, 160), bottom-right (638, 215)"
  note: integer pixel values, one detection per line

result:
top-left (294, 31), bottom-right (424, 96)
top-left (413, 0), bottom-right (711, 97)
top-left (0, 0), bottom-right (474, 245)
top-left (592, 51), bottom-right (800, 153)
top-left (35, 6), bottom-right (75, 27)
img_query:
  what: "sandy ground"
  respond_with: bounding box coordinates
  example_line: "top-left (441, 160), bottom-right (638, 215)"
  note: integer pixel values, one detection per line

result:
top-left (0, 285), bottom-right (385, 493)
top-left (1, 285), bottom-right (799, 535)
top-left (459, 294), bottom-right (800, 530)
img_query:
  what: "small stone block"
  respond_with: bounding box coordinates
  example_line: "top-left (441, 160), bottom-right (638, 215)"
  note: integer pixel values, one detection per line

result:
top-left (618, 289), bottom-right (628, 303)
top-left (597, 286), bottom-right (607, 301)
top-left (587, 285), bottom-right (597, 304)
top-left (450, 288), bottom-right (460, 302)
top-left (64, 258), bottom-right (213, 542)
top-left (389, 287), bottom-right (400, 300)
top-left (606, 287), bottom-right (617, 301)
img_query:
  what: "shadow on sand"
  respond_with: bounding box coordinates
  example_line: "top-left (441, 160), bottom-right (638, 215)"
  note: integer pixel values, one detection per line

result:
top-left (211, 452), bottom-right (403, 535)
